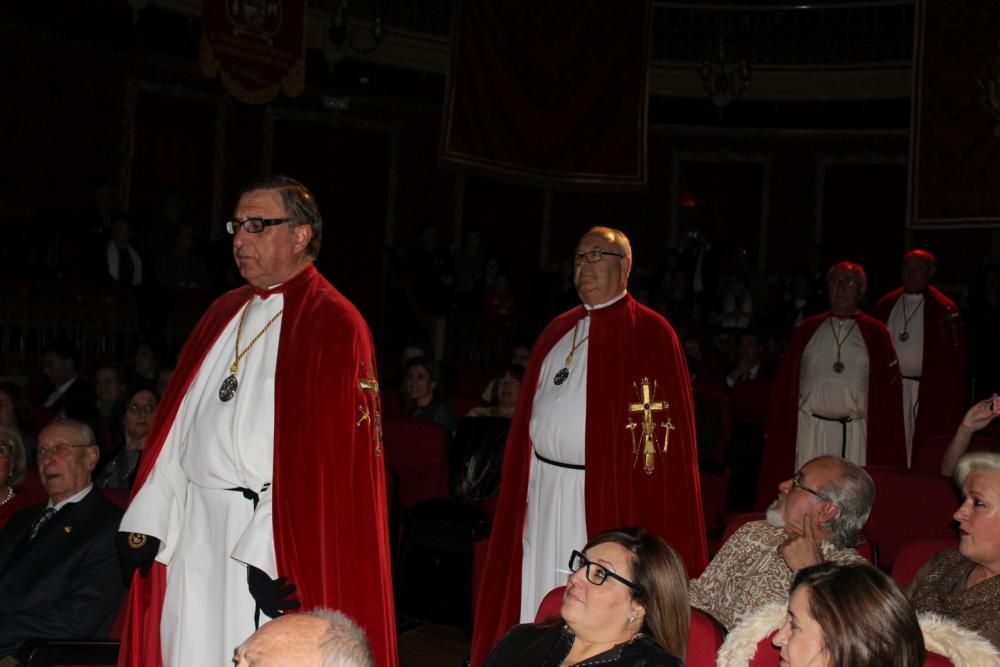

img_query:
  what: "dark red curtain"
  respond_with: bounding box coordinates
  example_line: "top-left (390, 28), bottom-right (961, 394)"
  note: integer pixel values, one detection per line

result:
top-left (911, 0), bottom-right (1000, 227)
top-left (440, 1), bottom-right (652, 187)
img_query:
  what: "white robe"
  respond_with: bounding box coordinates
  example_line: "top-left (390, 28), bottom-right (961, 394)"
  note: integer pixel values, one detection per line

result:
top-left (119, 293), bottom-right (282, 667)
top-left (796, 317), bottom-right (870, 468)
top-left (887, 293), bottom-right (925, 465)
top-left (519, 291), bottom-right (626, 622)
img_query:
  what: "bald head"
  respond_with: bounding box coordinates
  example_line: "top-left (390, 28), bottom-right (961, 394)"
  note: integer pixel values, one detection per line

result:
top-left (234, 611), bottom-right (373, 667)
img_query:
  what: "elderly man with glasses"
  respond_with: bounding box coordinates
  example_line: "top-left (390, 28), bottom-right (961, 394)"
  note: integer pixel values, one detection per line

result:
top-left (471, 227), bottom-right (706, 666)
top-left (756, 261), bottom-right (906, 510)
top-left (0, 419), bottom-right (124, 659)
top-left (689, 455), bottom-right (874, 631)
top-left (116, 176), bottom-right (395, 667)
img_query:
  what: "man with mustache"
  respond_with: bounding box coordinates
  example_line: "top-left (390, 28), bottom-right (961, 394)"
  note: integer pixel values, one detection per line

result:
top-left (689, 455), bottom-right (873, 631)
top-left (115, 176), bottom-right (395, 667)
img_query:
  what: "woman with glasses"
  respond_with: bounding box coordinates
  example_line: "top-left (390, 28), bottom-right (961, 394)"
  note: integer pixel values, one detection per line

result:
top-left (0, 426), bottom-right (32, 529)
top-left (483, 527), bottom-right (688, 666)
top-left (95, 384), bottom-right (159, 489)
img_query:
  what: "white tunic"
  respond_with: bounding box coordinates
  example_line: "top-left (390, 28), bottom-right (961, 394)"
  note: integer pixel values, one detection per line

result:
top-left (887, 293), bottom-right (925, 465)
top-left (120, 293), bottom-right (283, 667)
top-left (796, 317), bottom-right (869, 468)
top-left (519, 291), bottom-right (626, 622)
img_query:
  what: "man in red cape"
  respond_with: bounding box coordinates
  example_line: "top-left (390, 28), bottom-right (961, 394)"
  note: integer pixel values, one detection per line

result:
top-left (470, 227), bottom-right (707, 665)
top-left (874, 249), bottom-right (967, 462)
top-left (757, 261), bottom-right (906, 510)
top-left (116, 177), bottom-right (396, 667)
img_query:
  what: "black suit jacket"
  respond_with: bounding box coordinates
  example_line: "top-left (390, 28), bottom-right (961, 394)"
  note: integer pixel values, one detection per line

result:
top-left (45, 376), bottom-right (97, 415)
top-left (0, 488), bottom-right (124, 657)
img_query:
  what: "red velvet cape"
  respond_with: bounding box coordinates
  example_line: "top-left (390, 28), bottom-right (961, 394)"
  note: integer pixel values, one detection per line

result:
top-left (756, 312), bottom-right (906, 509)
top-left (470, 295), bottom-right (708, 665)
top-left (117, 265), bottom-right (397, 667)
top-left (875, 286), bottom-right (968, 448)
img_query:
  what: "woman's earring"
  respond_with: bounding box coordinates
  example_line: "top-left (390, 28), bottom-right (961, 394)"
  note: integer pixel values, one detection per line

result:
top-left (627, 615), bottom-right (635, 625)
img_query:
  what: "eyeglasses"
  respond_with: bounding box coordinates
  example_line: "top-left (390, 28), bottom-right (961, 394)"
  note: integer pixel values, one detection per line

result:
top-left (36, 443), bottom-right (95, 460)
top-left (574, 249), bottom-right (625, 265)
top-left (569, 550), bottom-right (642, 592)
top-left (127, 402), bottom-right (156, 415)
top-left (0, 443), bottom-right (13, 458)
top-left (225, 217), bottom-right (291, 234)
top-left (827, 276), bottom-right (861, 289)
top-left (792, 473), bottom-right (836, 504)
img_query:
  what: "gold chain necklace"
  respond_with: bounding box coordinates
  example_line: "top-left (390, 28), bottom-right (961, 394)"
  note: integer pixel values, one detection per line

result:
top-left (553, 318), bottom-right (590, 385)
top-left (829, 317), bottom-right (858, 374)
top-left (219, 299), bottom-right (284, 402)
top-left (899, 295), bottom-right (925, 342)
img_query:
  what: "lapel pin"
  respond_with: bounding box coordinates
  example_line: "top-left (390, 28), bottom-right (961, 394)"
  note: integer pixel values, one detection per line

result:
top-left (64, 526), bottom-right (72, 534)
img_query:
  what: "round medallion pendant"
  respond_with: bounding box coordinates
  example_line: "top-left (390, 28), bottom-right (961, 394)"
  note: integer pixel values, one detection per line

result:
top-left (553, 367), bottom-right (570, 385)
top-left (832, 361), bottom-right (846, 374)
top-left (219, 375), bottom-right (239, 402)
top-left (899, 331), bottom-right (910, 342)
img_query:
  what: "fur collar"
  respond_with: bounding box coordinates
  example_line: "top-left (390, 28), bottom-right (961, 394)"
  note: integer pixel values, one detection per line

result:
top-left (716, 603), bottom-right (1000, 666)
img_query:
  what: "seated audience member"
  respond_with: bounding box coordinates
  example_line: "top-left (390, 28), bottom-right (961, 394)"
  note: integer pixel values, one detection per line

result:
top-left (34, 340), bottom-right (96, 416)
top-left (719, 562), bottom-right (925, 667)
top-left (95, 385), bottom-right (159, 489)
top-left (234, 609), bottom-right (374, 667)
top-left (403, 356), bottom-right (457, 433)
top-left (774, 563), bottom-right (924, 667)
top-left (468, 365), bottom-right (524, 419)
top-left (104, 214), bottom-right (142, 287)
top-left (689, 455), bottom-right (873, 630)
top-left (483, 527), bottom-right (688, 667)
top-left (0, 427), bottom-right (33, 528)
top-left (155, 224), bottom-right (211, 291)
top-left (909, 451), bottom-right (1000, 647)
top-left (131, 340), bottom-right (160, 384)
top-left (0, 382), bottom-right (34, 439)
top-left (92, 360), bottom-right (126, 451)
top-left (479, 342), bottom-right (531, 402)
top-left (940, 396), bottom-right (999, 476)
top-left (0, 419), bottom-right (124, 658)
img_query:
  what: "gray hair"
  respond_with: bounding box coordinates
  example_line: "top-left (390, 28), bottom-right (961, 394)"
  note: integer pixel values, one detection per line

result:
top-left (586, 226), bottom-right (633, 264)
top-left (308, 609), bottom-right (374, 667)
top-left (814, 456), bottom-right (876, 549)
top-left (41, 418), bottom-right (97, 448)
top-left (238, 175), bottom-right (323, 259)
top-left (955, 452), bottom-right (1000, 487)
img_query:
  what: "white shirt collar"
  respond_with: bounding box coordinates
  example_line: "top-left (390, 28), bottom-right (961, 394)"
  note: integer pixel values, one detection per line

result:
top-left (583, 290), bottom-right (628, 311)
top-left (49, 484), bottom-right (93, 512)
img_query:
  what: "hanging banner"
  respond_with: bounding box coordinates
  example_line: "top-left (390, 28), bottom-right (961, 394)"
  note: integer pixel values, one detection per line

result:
top-left (200, 0), bottom-right (307, 105)
top-left (440, 0), bottom-right (652, 188)
top-left (910, 0), bottom-right (1000, 228)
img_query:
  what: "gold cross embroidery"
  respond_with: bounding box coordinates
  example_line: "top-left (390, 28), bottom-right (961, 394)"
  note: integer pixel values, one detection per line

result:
top-left (626, 377), bottom-right (671, 475)
top-left (358, 361), bottom-right (383, 456)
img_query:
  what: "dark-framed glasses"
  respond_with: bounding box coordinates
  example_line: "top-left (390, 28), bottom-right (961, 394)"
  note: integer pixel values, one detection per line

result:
top-left (225, 217), bottom-right (291, 234)
top-left (36, 443), bottom-right (95, 460)
top-left (0, 443), bottom-right (13, 458)
top-left (574, 249), bottom-right (625, 265)
top-left (569, 550), bottom-right (642, 592)
top-left (792, 473), bottom-right (836, 504)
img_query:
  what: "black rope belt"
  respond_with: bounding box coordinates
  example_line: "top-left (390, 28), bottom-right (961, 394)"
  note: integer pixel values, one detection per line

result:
top-left (534, 450), bottom-right (585, 470)
top-left (902, 375), bottom-right (922, 381)
top-left (811, 414), bottom-right (854, 458)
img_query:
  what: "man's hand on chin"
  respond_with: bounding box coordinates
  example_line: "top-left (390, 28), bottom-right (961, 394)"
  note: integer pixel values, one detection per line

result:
top-left (778, 513), bottom-right (823, 572)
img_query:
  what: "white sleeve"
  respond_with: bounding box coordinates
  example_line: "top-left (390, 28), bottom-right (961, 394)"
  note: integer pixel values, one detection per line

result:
top-left (119, 422), bottom-right (188, 565)
top-left (230, 485), bottom-right (277, 578)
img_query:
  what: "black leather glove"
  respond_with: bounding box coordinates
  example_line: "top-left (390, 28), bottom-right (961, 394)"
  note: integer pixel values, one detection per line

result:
top-left (116, 532), bottom-right (159, 585)
top-left (247, 565), bottom-right (301, 619)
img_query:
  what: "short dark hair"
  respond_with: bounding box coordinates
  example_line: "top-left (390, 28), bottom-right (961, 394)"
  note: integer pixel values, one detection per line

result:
top-left (43, 339), bottom-right (81, 367)
top-left (790, 562), bottom-right (925, 667)
top-left (584, 527), bottom-right (689, 659)
top-left (238, 175), bottom-right (323, 259)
